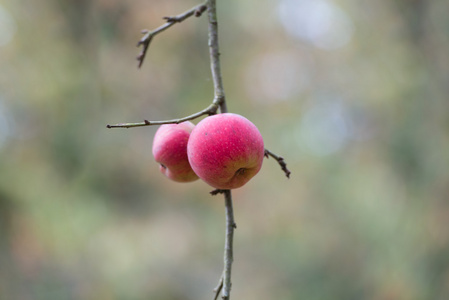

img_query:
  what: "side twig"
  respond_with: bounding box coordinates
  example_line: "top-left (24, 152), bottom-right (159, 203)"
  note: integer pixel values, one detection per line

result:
top-left (264, 149), bottom-right (291, 178)
top-left (213, 273), bottom-right (223, 300)
top-left (106, 103), bottom-right (218, 129)
top-left (137, 1), bottom-right (208, 68)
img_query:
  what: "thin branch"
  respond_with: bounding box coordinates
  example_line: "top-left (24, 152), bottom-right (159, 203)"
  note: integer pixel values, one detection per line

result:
top-left (264, 149), bottom-right (291, 178)
top-left (213, 276), bottom-right (223, 300)
top-left (106, 103), bottom-right (218, 129)
top-left (210, 189), bottom-right (226, 195)
top-left (207, 0), bottom-right (226, 113)
top-left (207, 1), bottom-right (234, 299)
top-left (222, 190), bottom-right (235, 300)
top-left (210, 189), bottom-right (234, 300)
top-left (137, 1), bottom-right (208, 68)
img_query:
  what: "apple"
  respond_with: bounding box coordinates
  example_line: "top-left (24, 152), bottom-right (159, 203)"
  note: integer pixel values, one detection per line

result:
top-left (152, 121), bottom-right (199, 182)
top-left (187, 113), bottom-right (264, 189)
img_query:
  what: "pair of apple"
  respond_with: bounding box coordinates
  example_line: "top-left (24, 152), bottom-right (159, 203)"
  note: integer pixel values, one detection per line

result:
top-left (152, 113), bottom-right (265, 190)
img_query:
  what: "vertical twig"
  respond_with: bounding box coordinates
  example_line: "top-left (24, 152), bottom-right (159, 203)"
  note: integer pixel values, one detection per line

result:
top-left (222, 190), bottom-right (235, 299)
top-left (207, 1), bottom-right (235, 299)
top-left (207, 0), bottom-right (227, 113)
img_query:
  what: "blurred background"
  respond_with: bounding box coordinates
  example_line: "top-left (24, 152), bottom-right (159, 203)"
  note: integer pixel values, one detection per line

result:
top-left (1, 0), bottom-right (449, 299)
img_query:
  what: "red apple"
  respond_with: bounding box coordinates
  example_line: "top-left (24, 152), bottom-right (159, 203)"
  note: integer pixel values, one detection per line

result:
top-left (187, 113), bottom-right (264, 189)
top-left (152, 121), bottom-right (199, 182)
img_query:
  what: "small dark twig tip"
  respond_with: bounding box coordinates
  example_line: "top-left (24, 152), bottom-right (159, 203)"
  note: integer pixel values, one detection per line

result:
top-left (210, 189), bottom-right (226, 196)
top-left (265, 149), bottom-right (291, 179)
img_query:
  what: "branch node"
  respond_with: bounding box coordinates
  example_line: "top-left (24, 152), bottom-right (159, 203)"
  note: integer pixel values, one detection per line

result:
top-left (194, 4), bottom-right (207, 17)
top-left (163, 16), bottom-right (180, 23)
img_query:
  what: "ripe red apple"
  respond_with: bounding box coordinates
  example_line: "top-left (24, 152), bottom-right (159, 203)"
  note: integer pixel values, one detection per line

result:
top-left (152, 121), bottom-right (199, 183)
top-left (187, 113), bottom-right (264, 189)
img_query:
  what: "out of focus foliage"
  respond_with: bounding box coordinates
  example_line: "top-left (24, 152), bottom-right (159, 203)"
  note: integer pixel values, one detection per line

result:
top-left (1, 0), bottom-right (449, 299)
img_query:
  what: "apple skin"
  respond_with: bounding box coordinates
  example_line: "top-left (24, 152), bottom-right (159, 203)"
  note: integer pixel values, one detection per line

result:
top-left (152, 121), bottom-right (199, 183)
top-left (187, 113), bottom-right (264, 189)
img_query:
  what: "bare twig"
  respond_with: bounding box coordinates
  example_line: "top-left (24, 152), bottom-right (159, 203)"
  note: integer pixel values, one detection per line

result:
top-left (207, 0), bottom-right (226, 113)
top-left (206, 1), bottom-right (235, 299)
top-left (106, 103), bottom-right (218, 129)
top-left (264, 149), bottom-right (291, 178)
top-left (221, 190), bottom-right (235, 300)
top-left (213, 276), bottom-right (223, 300)
top-left (210, 189), bottom-right (227, 196)
top-left (137, 1), bottom-right (208, 68)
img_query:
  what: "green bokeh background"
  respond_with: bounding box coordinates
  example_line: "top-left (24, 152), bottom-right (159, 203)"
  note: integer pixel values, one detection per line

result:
top-left (1, 0), bottom-right (449, 299)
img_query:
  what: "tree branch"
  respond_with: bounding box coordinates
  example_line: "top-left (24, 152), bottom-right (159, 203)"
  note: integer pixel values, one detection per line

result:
top-left (137, 1), bottom-right (208, 68)
top-left (107, 0), bottom-right (227, 130)
top-left (106, 103), bottom-right (218, 129)
top-left (207, 0), bottom-right (226, 113)
top-left (206, 1), bottom-right (235, 299)
top-left (222, 190), bottom-right (235, 299)
top-left (108, 2), bottom-right (258, 299)
top-left (264, 149), bottom-right (291, 178)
